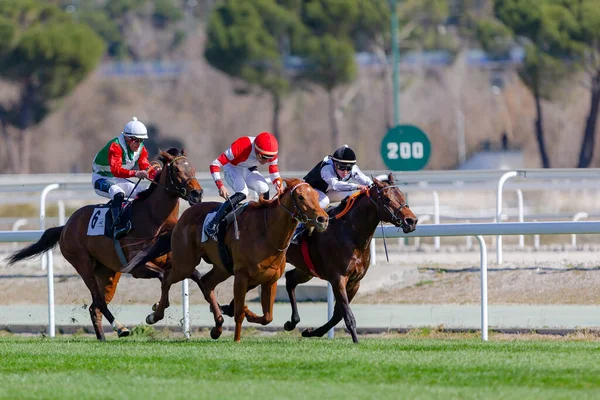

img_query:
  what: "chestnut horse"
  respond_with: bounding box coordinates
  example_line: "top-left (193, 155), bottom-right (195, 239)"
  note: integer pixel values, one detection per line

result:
top-left (127, 178), bottom-right (329, 341)
top-left (7, 149), bottom-right (203, 340)
top-left (220, 174), bottom-right (417, 343)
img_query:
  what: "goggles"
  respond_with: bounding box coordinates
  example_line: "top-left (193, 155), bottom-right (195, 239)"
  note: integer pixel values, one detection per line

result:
top-left (335, 163), bottom-right (353, 171)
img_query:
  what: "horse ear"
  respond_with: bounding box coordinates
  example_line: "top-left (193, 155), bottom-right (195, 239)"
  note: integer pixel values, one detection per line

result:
top-left (181, 148), bottom-right (186, 156)
top-left (388, 173), bottom-right (395, 184)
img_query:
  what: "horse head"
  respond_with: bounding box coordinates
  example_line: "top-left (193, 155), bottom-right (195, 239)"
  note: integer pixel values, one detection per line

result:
top-left (158, 148), bottom-right (203, 205)
top-left (281, 178), bottom-right (329, 233)
top-left (370, 173), bottom-right (417, 234)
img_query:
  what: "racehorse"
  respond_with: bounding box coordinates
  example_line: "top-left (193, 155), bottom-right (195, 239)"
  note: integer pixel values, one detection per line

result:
top-left (219, 174), bottom-right (417, 343)
top-left (7, 149), bottom-right (203, 340)
top-left (126, 178), bottom-right (329, 341)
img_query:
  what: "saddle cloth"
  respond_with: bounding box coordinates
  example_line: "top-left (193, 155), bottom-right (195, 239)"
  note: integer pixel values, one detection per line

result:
top-left (86, 201), bottom-right (132, 237)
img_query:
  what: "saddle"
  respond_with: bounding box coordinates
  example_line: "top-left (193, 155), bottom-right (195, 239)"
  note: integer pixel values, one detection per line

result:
top-left (215, 203), bottom-right (248, 275)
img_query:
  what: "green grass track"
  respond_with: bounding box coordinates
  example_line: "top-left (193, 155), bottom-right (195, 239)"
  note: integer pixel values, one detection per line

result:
top-left (1, 336), bottom-right (600, 399)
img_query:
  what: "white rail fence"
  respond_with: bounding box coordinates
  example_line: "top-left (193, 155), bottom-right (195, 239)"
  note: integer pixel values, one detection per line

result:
top-left (4, 220), bottom-right (600, 341)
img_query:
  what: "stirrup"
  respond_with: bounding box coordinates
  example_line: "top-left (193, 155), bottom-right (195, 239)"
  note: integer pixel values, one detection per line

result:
top-left (113, 220), bottom-right (131, 240)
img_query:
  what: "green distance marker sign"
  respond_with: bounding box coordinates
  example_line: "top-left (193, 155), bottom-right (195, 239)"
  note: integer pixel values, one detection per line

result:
top-left (380, 125), bottom-right (431, 171)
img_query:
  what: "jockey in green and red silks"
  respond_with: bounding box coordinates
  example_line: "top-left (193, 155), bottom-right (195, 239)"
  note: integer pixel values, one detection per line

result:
top-left (92, 117), bottom-right (159, 239)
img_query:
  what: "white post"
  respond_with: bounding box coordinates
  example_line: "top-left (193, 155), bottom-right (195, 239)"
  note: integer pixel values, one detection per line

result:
top-left (46, 250), bottom-right (55, 338)
top-left (370, 239), bottom-right (377, 266)
top-left (40, 183), bottom-right (59, 338)
top-left (571, 212), bottom-right (589, 247)
top-left (496, 171), bottom-right (518, 264)
top-left (433, 191), bottom-right (440, 249)
top-left (11, 219), bottom-right (28, 250)
top-left (327, 282), bottom-right (334, 339)
top-left (182, 279), bottom-right (190, 339)
top-left (57, 200), bottom-right (66, 225)
top-left (465, 220), bottom-right (472, 249)
top-left (475, 235), bottom-right (488, 342)
top-left (516, 189), bottom-right (524, 248)
top-left (533, 219), bottom-right (540, 249)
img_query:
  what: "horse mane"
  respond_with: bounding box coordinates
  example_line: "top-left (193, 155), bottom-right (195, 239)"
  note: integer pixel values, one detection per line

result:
top-left (247, 177), bottom-right (305, 210)
top-left (326, 179), bottom-right (393, 218)
top-left (132, 148), bottom-right (184, 204)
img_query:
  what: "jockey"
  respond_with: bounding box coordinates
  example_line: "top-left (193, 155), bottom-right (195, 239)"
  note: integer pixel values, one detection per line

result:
top-left (291, 145), bottom-right (372, 243)
top-left (205, 131), bottom-right (283, 240)
top-left (92, 117), bottom-right (158, 239)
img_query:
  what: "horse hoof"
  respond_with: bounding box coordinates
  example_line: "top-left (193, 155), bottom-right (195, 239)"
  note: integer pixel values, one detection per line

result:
top-left (301, 328), bottom-right (314, 338)
top-left (146, 314), bottom-right (156, 325)
top-left (152, 303), bottom-right (159, 312)
top-left (284, 321), bottom-right (295, 331)
top-left (118, 328), bottom-right (130, 338)
top-left (210, 327), bottom-right (222, 340)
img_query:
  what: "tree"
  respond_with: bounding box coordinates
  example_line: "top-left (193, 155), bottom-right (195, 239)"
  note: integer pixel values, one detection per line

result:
top-left (564, 0), bottom-right (600, 167)
top-left (204, 0), bottom-right (304, 144)
top-left (0, 0), bottom-right (105, 173)
top-left (294, 0), bottom-right (360, 148)
top-left (478, 0), bottom-right (580, 168)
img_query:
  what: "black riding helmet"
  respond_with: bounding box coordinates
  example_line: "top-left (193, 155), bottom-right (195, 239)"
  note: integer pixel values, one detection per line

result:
top-left (332, 145), bottom-right (356, 165)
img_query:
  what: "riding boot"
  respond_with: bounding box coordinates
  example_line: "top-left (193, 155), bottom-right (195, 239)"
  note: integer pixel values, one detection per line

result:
top-left (205, 192), bottom-right (246, 240)
top-left (111, 192), bottom-right (131, 240)
top-left (290, 223), bottom-right (306, 245)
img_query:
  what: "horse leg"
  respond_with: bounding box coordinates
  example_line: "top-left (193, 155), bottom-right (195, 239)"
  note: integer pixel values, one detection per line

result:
top-left (147, 239), bottom-right (199, 325)
top-left (283, 268), bottom-right (313, 331)
top-left (244, 281), bottom-right (277, 326)
top-left (233, 272), bottom-right (250, 342)
top-left (92, 266), bottom-right (130, 338)
top-left (218, 284), bottom-right (258, 318)
top-left (68, 254), bottom-right (124, 341)
top-left (303, 277), bottom-right (361, 343)
top-left (196, 266), bottom-right (231, 340)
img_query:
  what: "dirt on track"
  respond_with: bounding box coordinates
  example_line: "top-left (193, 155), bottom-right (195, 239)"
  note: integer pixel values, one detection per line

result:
top-left (2, 245), bottom-right (600, 307)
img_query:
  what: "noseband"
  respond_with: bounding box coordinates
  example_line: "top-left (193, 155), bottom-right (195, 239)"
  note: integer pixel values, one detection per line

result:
top-left (368, 184), bottom-right (409, 227)
top-left (278, 182), bottom-right (320, 224)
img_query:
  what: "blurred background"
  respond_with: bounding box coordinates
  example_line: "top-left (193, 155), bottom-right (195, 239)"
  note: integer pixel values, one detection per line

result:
top-left (1, 0), bottom-right (599, 175)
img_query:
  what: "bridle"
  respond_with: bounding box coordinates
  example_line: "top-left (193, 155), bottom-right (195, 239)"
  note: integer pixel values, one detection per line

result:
top-left (155, 155), bottom-right (196, 200)
top-left (263, 182), bottom-right (323, 252)
top-left (367, 184), bottom-right (409, 228)
top-left (277, 182), bottom-right (320, 224)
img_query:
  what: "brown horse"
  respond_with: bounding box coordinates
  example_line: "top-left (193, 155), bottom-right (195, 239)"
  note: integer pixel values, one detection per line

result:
top-left (220, 174), bottom-right (417, 343)
top-left (7, 149), bottom-right (203, 340)
top-left (127, 178), bottom-right (329, 341)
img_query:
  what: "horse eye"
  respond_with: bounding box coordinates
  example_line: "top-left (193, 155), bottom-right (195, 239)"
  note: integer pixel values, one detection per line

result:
top-left (298, 195), bottom-right (305, 201)
top-left (384, 197), bottom-right (391, 203)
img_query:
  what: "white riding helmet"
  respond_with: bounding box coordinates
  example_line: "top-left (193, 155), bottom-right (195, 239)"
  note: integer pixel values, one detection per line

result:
top-left (122, 117), bottom-right (148, 139)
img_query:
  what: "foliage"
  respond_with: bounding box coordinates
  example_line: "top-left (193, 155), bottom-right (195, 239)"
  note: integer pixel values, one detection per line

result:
top-left (0, 0), bottom-right (105, 172)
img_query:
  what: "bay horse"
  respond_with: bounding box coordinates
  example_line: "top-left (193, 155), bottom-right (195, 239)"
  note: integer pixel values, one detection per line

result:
top-left (220, 173), bottom-right (417, 343)
top-left (126, 178), bottom-right (329, 341)
top-left (7, 149), bottom-right (203, 340)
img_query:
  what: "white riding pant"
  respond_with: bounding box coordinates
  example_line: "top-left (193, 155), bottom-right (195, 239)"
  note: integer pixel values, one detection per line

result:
top-left (92, 173), bottom-right (144, 200)
top-left (315, 189), bottom-right (360, 209)
top-left (222, 164), bottom-right (270, 197)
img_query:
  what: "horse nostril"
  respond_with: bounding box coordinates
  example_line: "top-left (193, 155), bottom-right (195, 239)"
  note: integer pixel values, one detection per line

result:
top-left (317, 215), bottom-right (328, 224)
top-left (405, 218), bottom-right (415, 226)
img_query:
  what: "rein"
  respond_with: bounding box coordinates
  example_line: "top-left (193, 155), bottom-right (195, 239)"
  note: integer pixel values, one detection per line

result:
top-left (263, 182), bottom-right (311, 252)
top-left (368, 184), bottom-right (409, 262)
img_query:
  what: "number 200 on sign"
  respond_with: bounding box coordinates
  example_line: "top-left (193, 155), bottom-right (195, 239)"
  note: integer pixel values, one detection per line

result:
top-left (386, 142), bottom-right (424, 160)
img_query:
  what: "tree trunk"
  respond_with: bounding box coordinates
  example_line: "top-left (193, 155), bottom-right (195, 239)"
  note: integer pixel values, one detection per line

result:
top-left (271, 91), bottom-right (283, 167)
top-left (327, 89), bottom-right (340, 149)
top-left (533, 89), bottom-right (551, 168)
top-left (577, 70), bottom-right (600, 168)
top-left (18, 82), bottom-right (35, 174)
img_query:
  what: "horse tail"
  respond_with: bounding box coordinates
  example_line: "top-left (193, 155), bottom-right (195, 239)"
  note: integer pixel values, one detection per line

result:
top-left (6, 226), bottom-right (64, 265)
top-left (125, 225), bottom-right (173, 271)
